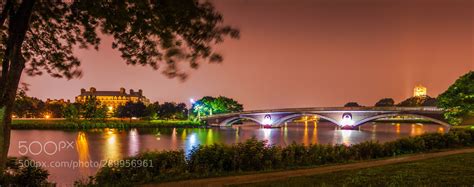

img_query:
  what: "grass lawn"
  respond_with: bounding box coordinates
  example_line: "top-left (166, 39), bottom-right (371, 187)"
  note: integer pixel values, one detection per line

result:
top-left (236, 152), bottom-right (474, 187)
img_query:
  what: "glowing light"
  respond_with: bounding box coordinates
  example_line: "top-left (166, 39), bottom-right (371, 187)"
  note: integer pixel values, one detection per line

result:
top-left (108, 106), bottom-right (114, 111)
top-left (76, 132), bottom-right (91, 175)
top-left (413, 85), bottom-right (427, 97)
top-left (340, 115), bottom-right (354, 126)
top-left (312, 124), bottom-right (318, 144)
top-left (438, 127), bottom-right (445, 133)
top-left (44, 115), bottom-right (50, 119)
top-left (303, 123), bottom-right (309, 145)
top-left (262, 128), bottom-right (272, 145)
top-left (104, 129), bottom-right (119, 160)
top-left (129, 129), bottom-right (140, 156)
top-left (189, 98), bottom-right (196, 104)
top-left (262, 114), bottom-right (273, 125)
top-left (184, 133), bottom-right (199, 155)
top-left (206, 129), bottom-right (214, 144)
top-left (341, 130), bottom-right (352, 146)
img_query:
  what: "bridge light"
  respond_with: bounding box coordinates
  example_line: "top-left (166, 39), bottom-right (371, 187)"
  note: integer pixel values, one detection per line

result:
top-left (340, 113), bottom-right (354, 126)
top-left (262, 114), bottom-right (273, 125)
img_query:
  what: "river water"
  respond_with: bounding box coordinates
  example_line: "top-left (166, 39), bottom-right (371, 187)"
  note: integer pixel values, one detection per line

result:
top-left (8, 122), bottom-right (445, 186)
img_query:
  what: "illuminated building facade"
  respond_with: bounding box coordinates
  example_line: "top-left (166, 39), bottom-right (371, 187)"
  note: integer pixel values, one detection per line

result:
top-left (75, 87), bottom-right (151, 109)
top-left (413, 85), bottom-right (427, 97)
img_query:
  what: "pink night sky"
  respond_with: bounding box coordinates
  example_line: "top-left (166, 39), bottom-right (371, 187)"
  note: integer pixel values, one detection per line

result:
top-left (22, 0), bottom-right (473, 110)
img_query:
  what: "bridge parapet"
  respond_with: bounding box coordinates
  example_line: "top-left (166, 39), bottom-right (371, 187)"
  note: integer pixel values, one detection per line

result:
top-left (202, 107), bottom-right (449, 129)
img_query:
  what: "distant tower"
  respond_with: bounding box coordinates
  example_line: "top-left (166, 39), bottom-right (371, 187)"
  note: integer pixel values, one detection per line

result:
top-left (413, 85), bottom-right (427, 97)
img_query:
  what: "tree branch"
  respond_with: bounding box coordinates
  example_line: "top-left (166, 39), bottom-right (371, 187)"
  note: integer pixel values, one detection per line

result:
top-left (0, 0), bottom-right (12, 28)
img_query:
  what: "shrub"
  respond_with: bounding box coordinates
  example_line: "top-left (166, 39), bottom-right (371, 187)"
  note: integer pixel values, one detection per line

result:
top-left (87, 129), bottom-right (474, 186)
top-left (94, 150), bottom-right (186, 185)
top-left (0, 157), bottom-right (50, 186)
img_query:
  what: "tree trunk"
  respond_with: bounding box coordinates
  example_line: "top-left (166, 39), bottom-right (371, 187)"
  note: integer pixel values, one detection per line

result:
top-left (0, 0), bottom-right (35, 171)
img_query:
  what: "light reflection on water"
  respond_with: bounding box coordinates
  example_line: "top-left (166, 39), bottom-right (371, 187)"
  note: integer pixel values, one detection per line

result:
top-left (9, 122), bottom-right (444, 186)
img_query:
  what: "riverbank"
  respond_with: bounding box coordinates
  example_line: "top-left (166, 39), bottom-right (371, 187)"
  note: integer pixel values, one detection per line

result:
top-left (154, 148), bottom-right (474, 187)
top-left (83, 129), bottom-right (474, 186)
top-left (11, 119), bottom-right (203, 129)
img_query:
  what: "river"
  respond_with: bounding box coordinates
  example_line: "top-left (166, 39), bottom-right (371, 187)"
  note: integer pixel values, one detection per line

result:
top-left (8, 122), bottom-right (445, 186)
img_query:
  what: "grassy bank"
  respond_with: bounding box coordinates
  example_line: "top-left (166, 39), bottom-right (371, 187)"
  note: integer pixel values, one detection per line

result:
top-left (80, 129), bottom-right (474, 186)
top-left (11, 119), bottom-right (203, 129)
top-left (238, 152), bottom-right (474, 187)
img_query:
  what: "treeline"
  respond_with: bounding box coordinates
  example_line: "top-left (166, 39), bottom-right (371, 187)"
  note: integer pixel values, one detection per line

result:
top-left (13, 91), bottom-right (244, 121)
top-left (344, 96), bottom-right (438, 108)
top-left (115, 101), bottom-right (188, 120)
top-left (12, 91), bottom-right (189, 120)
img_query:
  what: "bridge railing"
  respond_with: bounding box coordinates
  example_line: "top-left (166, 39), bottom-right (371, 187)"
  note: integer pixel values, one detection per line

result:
top-left (201, 106), bottom-right (443, 120)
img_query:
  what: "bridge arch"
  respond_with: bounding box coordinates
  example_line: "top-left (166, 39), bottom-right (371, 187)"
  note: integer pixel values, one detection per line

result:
top-left (354, 113), bottom-right (451, 128)
top-left (219, 116), bottom-right (263, 127)
top-left (273, 113), bottom-right (340, 127)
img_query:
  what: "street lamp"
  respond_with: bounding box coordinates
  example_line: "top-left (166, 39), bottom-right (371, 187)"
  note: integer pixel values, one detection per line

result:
top-left (189, 98), bottom-right (203, 120)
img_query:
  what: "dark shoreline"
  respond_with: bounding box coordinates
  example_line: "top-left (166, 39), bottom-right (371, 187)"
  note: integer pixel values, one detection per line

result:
top-left (11, 119), bottom-right (203, 130)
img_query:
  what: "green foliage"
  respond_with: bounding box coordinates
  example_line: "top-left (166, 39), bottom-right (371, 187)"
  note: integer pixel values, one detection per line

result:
top-left (374, 98), bottom-right (395, 107)
top-left (12, 91), bottom-right (46, 118)
top-left (142, 102), bottom-right (188, 120)
top-left (0, 157), bottom-right (50, 186)
top-left (94, 151), bottom-right (187, 184)
top-left (63, 103), bottom-right (81, 121)
top-left (191, 96), bottom-right (243, 116)
top-left (116, 101), bottom-right (148, 119)
top-left (438, 71), bottom-right (474, 125)
top-left (398, 96), bottom-right (437, 107)
top-left (86, 129), bottom-right (474, 186)
top-left (45, 103), bottom-right (66, 118)
top-left (247, 152), bottom-right (474, 187)
top-left (81, 97), bottom-right (107, 120)
top-left (158, 102), bottom-right (188, 120)
top-left (1, 0), bottom-right (239, 80)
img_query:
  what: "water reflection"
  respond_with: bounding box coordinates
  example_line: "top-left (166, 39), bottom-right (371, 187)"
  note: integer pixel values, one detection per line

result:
top-left (341, 130), bottom-right (352, 146)
top-left (9, 122), bottom-right (445, 186)
top-left (262, 128), bottom-right (272, 145)
top-left (185, 132), bottom-right (199, 154)
top-left (76, 132), bottom-right (91, 175)
top-left (129, 129), bottom-right (139, 155)
top-left (104, 128), bottom-right (120, 161)
top-left (312, 122), bottom-right (318, 144)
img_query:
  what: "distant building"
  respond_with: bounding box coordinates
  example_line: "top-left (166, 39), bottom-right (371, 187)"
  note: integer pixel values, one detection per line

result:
top-left (75, 87), bottom-right (151, 109)
top-left (413, 85), bottom-right (427, 97)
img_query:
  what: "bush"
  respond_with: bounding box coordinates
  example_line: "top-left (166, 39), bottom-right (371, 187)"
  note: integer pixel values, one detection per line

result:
top-left (94, 150), bottom-right (186, 185)
top-left (87, 129), bottom-right (474, 186)
top-left (0, 157), bottom-right (50, 186)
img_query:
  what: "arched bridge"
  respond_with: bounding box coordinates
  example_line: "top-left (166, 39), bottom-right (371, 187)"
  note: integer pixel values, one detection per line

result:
top-left (202, 107), bottom-right (450, 129)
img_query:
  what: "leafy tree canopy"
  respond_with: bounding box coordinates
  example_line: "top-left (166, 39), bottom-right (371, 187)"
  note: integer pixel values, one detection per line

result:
top-left (192, 96), bottom-right (243, 116)
top-left (116, 101), bottom-right (147, 118)
top-left (344, 102), bottom-right (362, 107)
top-left (437, 71), bottom-right (474, 125)
top-left (375, 98), bottom-right (395, 107)
top-left (0, 0), bottom-right (239, 81)
top-left (0, 0), bottom-right (239, 169)
top-left (397, 96), bottom-right (437, 107)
